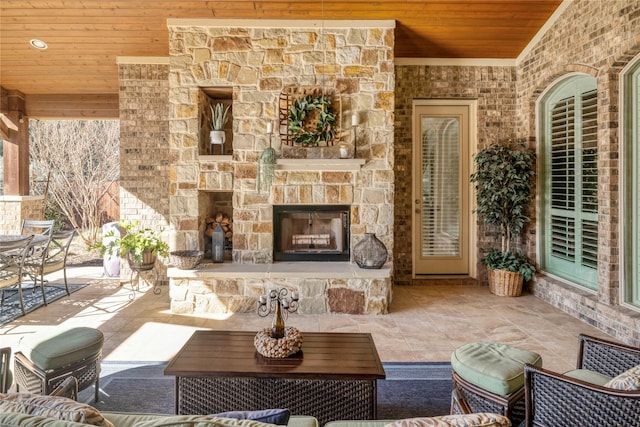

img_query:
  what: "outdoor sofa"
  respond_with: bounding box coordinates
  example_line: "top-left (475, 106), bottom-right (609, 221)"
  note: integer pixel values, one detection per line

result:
top-left (0, 386), bottom-right (511, 427)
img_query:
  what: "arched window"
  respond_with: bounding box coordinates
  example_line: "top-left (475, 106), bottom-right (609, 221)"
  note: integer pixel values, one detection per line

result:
top-left (539, 75), bottom-right (598, 290)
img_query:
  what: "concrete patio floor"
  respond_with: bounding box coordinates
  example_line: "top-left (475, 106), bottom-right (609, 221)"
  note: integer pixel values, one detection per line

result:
top-left (0, 263), bottom-right (613, 374)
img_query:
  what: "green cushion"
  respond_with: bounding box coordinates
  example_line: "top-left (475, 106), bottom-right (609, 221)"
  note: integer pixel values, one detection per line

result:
top-left (451, 341), bottom-right (542, 396)
top-left (19, 327), bottom-right (104, 370)
top-left (564, 368), bottom-right (612, 386)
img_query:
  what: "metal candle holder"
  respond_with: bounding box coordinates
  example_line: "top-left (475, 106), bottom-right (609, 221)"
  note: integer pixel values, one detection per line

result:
top-left (257, 288), bottom-right (299, 339)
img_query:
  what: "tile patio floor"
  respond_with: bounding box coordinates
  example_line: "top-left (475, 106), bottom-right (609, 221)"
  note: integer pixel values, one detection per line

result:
top-left (0, 264), bottom-right (613, 374)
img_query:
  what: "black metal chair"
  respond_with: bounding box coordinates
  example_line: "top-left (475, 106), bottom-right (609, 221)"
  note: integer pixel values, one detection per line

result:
top-left (0, 235), bottom-right (35, 316)
top-left (20, 219), bottom-right (55, 304)
top-left (27, 229), bottom-right (77, 302)
top-left (524, 334), bottom-right (640, 427)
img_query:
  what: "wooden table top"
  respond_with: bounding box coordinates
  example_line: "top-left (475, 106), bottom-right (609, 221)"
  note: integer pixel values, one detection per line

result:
top-left (164, 330), bottom-right (386, 381)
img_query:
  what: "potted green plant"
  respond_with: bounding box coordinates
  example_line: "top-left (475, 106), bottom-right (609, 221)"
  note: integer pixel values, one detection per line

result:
top-left (96, 220), bottom-right (169, 271)
top-left (470, 141), bottom-right (536, 296)
top-left (209, 103), bottom-right (231, 150)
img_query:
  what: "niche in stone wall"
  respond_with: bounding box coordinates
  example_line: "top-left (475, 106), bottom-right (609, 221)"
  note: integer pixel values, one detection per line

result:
top-left (199, 87), bottom-right (233, 156)
top-left (198, 191), bottom-right (233, 260)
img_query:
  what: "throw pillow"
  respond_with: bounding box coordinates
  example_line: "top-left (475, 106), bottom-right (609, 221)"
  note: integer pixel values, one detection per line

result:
top-left (134, 416), bottom-right (282, 427)
top-left (0, 392), bottom-right (114, 427)
top-left (211, 409), bottom-right (291, 425)
top-left (385, 413), bottom-right (511, 427)
top-left (604, 364), bottom-right (640, 391)
top-left (0, 412), bottom-right (92, 426)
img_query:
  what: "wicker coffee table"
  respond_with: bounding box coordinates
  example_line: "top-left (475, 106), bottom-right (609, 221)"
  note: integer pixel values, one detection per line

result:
top-left (164, 330), bottom-right (386, 425)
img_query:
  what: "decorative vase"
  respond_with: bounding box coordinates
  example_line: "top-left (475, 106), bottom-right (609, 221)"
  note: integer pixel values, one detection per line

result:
top-left (353, 233), bottom-right (388, 269)
top-left (212, 222), bottom-right (224, 263)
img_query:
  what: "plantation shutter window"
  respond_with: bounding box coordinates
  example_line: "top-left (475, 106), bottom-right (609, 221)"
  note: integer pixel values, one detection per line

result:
top-left (541, 76), bottom-right (598, 290)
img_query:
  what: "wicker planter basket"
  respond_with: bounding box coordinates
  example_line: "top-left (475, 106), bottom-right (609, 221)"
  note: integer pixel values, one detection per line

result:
top-left (488, 269), bottom-right (524, 297)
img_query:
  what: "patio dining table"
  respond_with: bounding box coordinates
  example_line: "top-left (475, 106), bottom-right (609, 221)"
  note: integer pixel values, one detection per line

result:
top-left (0, 234), bottom-right (49, 244)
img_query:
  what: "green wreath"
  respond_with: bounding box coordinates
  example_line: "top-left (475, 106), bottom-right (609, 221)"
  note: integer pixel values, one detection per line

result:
top-left (288, 94), bottom-right (337, 146)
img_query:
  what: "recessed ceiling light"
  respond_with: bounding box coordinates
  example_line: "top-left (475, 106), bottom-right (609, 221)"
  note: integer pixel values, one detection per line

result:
top-left (29, 39), bottom-right (48, 50)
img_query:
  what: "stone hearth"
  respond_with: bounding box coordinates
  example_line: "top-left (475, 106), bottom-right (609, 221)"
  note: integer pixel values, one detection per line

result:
top-left (168, 262), bottom-right (392, 315)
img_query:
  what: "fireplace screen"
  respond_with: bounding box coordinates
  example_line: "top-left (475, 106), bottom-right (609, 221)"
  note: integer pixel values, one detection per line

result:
top-left (273, 205), bottom-right (350, 261)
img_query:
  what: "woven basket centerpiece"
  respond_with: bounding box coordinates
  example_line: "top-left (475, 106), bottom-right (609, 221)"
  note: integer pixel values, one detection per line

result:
top-left (254, 326), bottom-right (303, 358)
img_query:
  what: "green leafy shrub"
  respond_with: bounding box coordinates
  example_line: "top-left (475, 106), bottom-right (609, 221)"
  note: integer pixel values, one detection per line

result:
top-left (94, 220), bottom-right (169, 264)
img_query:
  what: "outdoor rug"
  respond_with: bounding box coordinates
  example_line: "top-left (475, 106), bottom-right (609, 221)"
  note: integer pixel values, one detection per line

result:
top-left (0, 284), bottom-right (86, 326)
top-left (78, 361), bottom-right (453, 419)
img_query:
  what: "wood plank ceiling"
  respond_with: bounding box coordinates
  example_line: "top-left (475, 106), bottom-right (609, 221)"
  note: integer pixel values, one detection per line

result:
top-left (0, 1), bottom-right (562, 117)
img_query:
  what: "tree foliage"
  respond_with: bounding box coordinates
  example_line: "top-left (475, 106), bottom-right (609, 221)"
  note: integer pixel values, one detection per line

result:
top-left (470, 142), bottom-right (536, 253)
top-left (29, 120), bottom-right (119, 247)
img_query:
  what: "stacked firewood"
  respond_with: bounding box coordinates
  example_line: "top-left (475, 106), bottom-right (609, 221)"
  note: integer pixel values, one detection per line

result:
top-left (204, 211), bottom-right (233, 242)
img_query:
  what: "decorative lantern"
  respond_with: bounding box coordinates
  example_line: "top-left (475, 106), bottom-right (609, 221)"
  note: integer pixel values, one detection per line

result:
top-left (212, 222), bottom-right (224, 263)
top-left (353, 233), bottom-right (388, 269)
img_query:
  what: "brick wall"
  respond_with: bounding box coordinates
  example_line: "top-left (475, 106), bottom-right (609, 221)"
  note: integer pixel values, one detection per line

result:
top-left (118, 60), bottom-right (171, 277)
top-left (0, 196), bottom-right (44, 234)
top-left (516, 0), bottom-right (640, 346)
top-left (393, 65), bottom-right (517, 285)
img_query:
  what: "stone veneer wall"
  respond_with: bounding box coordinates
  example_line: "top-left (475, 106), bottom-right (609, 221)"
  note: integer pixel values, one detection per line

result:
top-left (393, 65), bottom-right (518, 285)
top-left (167, 20), bottom-right (395, 262)
top-left (118, 60), bottom-right (171, 278)
top-left (515, 0), bottom-right (640, 346)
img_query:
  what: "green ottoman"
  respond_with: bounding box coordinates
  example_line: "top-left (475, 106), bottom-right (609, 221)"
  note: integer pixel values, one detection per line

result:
top-left (450, 341), bottom-right (542, 425)
top-left (14, 327), bottom-right (103, 402)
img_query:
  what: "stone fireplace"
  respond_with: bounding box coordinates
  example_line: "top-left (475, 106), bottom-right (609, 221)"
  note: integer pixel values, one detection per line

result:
top-left (273, 204), bottom-right (350, 262)
top-left (166, 19), bottom-right (395, 315)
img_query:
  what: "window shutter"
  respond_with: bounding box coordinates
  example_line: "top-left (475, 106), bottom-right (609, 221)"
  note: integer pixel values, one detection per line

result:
top-left (543, 77), bottom-right (598, 289)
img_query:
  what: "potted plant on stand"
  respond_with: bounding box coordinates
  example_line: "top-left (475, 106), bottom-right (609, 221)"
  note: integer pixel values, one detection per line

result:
top-left (97, 220), bottom-right (169, 271)
top-left (210, 103), bottom-right (231, 154)
top-left (470, 141), bottom-right (536, 296)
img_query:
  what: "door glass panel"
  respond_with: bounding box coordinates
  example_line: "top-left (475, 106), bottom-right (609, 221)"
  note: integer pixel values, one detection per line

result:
top-left (420, 117), bottom-right (460, 257)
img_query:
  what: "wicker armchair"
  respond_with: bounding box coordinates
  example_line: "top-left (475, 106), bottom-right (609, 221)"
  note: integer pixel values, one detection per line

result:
top-left (523, 334), bottom-right (640, 427)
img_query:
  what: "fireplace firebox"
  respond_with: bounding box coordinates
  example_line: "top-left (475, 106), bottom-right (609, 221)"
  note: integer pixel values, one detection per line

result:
top-left (273, 205), bottom-right (350, 261)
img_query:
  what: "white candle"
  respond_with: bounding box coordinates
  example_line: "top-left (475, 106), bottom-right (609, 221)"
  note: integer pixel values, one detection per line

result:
top-left (259, 295), bottom-right (266, 304)
top-left (266, 122), bottom-right (273, 134)
top-left (339, 144), bottom-right (349, 159)
top-left (282, 298), bottom-right (289, 308)
top-left (291, 292), bottom-right (299, 301)
top-left (351, 113), bottom-right (358, 127)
